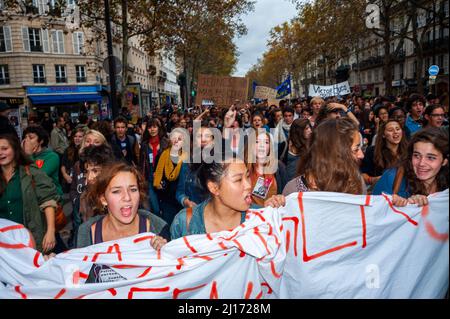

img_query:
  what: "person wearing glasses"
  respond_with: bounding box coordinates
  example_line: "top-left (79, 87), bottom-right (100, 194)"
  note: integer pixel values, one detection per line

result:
top-left (423, 104), bottom-right (447, 129)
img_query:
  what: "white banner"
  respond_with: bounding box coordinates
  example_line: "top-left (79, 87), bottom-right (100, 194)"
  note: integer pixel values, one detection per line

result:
top-left (309, 81), bottom-right (351, 98)
top-left (254, 86), bottom-right (277, 100)
top-left (0, 191), bottom-right (448, 299)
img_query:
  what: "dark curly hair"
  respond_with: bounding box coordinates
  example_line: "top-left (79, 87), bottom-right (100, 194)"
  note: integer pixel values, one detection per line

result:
top-left (23, 125), bottom-right (49, 147)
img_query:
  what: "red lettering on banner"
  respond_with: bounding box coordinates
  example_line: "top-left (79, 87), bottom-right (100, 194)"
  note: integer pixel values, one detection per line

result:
top-left (286, 230), bottom-right (291, 253)
top-left (0, 224), bottom-right (25, 233)
top-left (421, 204), bottom-right (430, 218)
top-left (15, 286), bottom-right (27, 299)
top-left (183, 236), bottom-right (198, 253)
top-left (82, 256), bottom-right (88, 261)
top-left (0, 242), bottom-right (27, 249)
top-left (360, 206), bottom-right (367, 248)
top-left (282, 217), bottom-right (299, 257)
top-left (382, 195), bottom-right (418, 226)
top-left (54, 289), bottom-right (66, 299)
top-left (244, 282), bottom-right (253, 299)
top-left (73, 271), bottom-right (89, 285)
top-left (112, 265), bottom-right (141, 269)
top-left (75, 294), bottom-right (86, 299)
top-left (33, 252), bottom-right (41, 268)
top-left (425, 221), bottom-right (449, 241)
top-left (253, 227), bottom-right (270, 255)
top-left (128, 287), bottom-right (170, 299)
top-left (421, 205), bottom-right (449, 241)
top-left (218, 242), bottom-right (229, 250)
top-left (270, 261), bottom-right (282, 278)
top-left (267, 222), bottom-right (280, 246)
top-left (365, 195), bottom-right (371, 206)
top-left (256, 291), bottom-right (263, 299)
top-left (176, 257), bottom-right (184, 270)
top-left (157, 249), bottom-right (161, 260)
top-left (206, 233), bottom-right (213, 240)
top-left (192, 255), bottom-right (213, 261)
top-left (221, 231), bottom-right (239, 241)
top-left (261, 282), bottom-right (273, 294)
top-left (232, 239), bottom-right (246, 257)
top-left (249, 211), bottom-right (266, 222)
top-left (92, 244), bottom-right (122, 262)
top-left (133, 235), bottom-right (155, 243)
top-left (298, 192), bottom-right (358, 262)
top-left (210, 281), bottom-right (219, 299)
top-left (137, 267), bottom-right (152, 278)
top-left (108, 288), bottom-right (117, 296)
top-left (173, 283), bottom-right (207, 299)
top-left (166, 272), bottom-right (174, 277)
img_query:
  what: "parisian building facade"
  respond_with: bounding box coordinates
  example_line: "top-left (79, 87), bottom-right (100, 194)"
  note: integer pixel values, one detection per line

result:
top-left (0, 0), bottom-right (180, 125)
top-left (297, 0), bottom-right (449, 98)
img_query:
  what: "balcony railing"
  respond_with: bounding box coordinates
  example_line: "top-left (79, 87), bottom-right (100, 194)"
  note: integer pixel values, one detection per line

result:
top-left (355, 56), bottom-right (384, 71)
top-left (421, 36), bottom-right (449, 52)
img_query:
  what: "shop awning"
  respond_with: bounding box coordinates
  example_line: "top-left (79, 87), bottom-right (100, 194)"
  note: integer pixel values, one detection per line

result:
top-left (28, 93), bottom-right (103, 105)
top-left (0, 92), bottom-right (25, 108)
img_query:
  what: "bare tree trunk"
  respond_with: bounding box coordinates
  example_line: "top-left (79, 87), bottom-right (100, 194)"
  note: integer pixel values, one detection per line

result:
top-left (411, 6), bottom-right (425, 95)
top-left (121, 0), bottom-right (129, 111)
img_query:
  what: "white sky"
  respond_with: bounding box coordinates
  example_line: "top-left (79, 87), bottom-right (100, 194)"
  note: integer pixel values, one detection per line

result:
top-left (233, 0), bottom-right (299, 77)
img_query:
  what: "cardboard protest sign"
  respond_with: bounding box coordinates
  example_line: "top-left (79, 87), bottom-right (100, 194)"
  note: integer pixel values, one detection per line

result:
top-left (254, 86), bottom-right (277, 100)
top-left (309, 81), bottom-right (351, 98)
top-left (196, 74), bottom-right (249, 108)
top-left (0, 190), bottom-right (448, 299)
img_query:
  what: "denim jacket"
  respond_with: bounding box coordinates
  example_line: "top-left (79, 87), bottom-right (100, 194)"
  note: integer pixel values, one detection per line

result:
top-left (170, 200), bottom-right (248, 240)
top-left (175, 163), bottom-right (209, 207)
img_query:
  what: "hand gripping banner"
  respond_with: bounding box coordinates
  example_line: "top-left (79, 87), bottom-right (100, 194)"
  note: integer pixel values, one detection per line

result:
top-left (0, 190), bottom-right (448, 299)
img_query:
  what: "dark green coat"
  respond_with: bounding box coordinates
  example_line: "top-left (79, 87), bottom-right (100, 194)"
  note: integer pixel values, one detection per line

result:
top-left (19, 165), bottom-right (60, 252)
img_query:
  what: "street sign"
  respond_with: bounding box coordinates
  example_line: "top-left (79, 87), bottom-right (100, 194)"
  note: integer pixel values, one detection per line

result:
top-left (103, 56), bottom-right (122, 75)
top-left (428, 65), bottom-right (439, 76)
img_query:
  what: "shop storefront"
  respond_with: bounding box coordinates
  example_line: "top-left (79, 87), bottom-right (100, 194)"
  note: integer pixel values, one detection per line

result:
top-left (0, 93), bottom-right (25, 139)
top-left (26, 85), bottom-right (104, 122)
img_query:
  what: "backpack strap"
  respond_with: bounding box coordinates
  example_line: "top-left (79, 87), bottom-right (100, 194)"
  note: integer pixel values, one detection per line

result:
top-left (392, 166), bottom-right (405, 195)
top-left (186, 207), bottom-right (193, 233)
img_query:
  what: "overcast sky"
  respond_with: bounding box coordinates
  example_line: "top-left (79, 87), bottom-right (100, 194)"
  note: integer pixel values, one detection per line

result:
top-left (233, 0), bottom-right (299, 77)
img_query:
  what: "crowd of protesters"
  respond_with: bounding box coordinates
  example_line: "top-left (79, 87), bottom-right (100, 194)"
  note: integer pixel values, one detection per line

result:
top-left (0, 91), bottom-right (448, 259)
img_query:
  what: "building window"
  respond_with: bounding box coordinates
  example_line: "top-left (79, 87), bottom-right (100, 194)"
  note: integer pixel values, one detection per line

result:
top-left (0, 26), bottom-right (12, 52)
top-left (72, 32), bottom-right (84, 54)
top-left (0, 65), bottom-right (10, 85)
top-left (32, 0), bottom-right (46, 15)
top-left (33, 64), bottom-right (46, 83)
top-left (51, 30), bottom-right (64, 54)
top-left (55, 65), bottom-right (67, 83)
top-left (29, 28), bottom-right (42, 52)
top-left (76, 65), bottom-right (87, 83)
